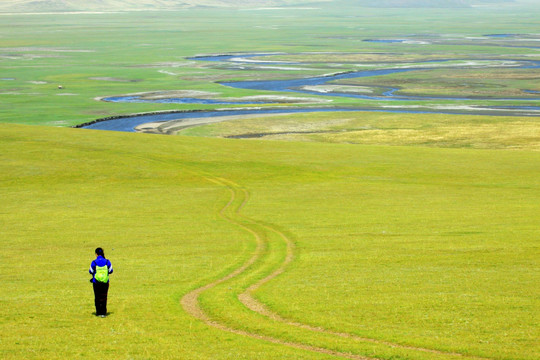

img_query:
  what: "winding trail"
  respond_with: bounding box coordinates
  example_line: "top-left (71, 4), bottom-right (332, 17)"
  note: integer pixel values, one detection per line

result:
top-left (180, 176), bottom-right (377, 360)
top-left (180, 175), bottom-right (495, 360)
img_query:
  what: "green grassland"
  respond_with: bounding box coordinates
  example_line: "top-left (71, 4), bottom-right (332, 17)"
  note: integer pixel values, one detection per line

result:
top-left (1, 3), bottom-right (540, 360)
top-left (334, 68), bottom-right (540, 99)
top-left (1, 5), bottom-right (540, 127)
top-left (180, 111), bottom-right (540, 150)
top-left (1, 123), bottom-right (539, 359)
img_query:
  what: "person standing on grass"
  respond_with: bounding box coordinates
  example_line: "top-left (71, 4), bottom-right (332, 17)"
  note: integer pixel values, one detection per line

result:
top-left (89, 247), bottom-right (113, 317)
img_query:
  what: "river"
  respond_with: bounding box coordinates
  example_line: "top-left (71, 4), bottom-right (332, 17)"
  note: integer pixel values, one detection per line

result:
top-left (82, 53), bottom-right (540, 132)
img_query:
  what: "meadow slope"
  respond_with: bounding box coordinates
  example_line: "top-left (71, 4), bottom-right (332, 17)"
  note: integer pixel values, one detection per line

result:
top-left (1, 123), bottom-right (538, 359)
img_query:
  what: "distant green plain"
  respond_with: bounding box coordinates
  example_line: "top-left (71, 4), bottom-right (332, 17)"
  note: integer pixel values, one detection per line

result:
top-left (1, 4), bottom-right (539, 360)
top-left (1, 5), bottom-right (540, 129)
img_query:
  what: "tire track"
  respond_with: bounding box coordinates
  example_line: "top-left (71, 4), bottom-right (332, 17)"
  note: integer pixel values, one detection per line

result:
top-left (205, 177), bottom-right (495, 360)
top-left (124, 153), bottom-right (492, 360)
top-left (236, 224), bottom-right (494, 360)
top-left (180, 176), bottom-right (377, 360)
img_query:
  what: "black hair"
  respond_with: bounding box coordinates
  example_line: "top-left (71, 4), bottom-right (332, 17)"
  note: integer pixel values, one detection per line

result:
top-left (95, 247), bottom-right (105, 256)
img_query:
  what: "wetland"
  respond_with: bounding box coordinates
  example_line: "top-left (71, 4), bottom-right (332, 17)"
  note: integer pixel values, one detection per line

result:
top-left (84, 48), bottom-right (540, 133)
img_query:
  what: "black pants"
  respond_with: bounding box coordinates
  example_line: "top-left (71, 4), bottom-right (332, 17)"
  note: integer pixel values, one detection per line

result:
top-left (93, 281), bottom-right (109, 316)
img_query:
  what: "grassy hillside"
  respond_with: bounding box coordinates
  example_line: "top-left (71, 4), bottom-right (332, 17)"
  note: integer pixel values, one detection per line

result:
top-left (0, 0), bottom-right (329, 12)
top-left (1, 4), bottom-right (539, 360)
top-left (1, 123), bottom-right (538, 359)
top-left (337, 0), bottom-right (511, 7)
top-left (0, 0), bottom-right (521, 12)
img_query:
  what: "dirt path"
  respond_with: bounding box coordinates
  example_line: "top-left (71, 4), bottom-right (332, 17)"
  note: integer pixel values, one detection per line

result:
top-left (235, 224), bottom-right (492, 360)
top-left (180, 176), bottom-right (377, 360)
top-left (180, 175), bottom-right (494, 360)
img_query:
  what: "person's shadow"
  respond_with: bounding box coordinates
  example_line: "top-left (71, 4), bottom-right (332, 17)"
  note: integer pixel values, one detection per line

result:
top-left (91, 312), bottom-right (113, 317)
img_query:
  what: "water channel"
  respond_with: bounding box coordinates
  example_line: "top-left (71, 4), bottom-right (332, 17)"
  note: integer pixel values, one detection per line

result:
top-left (83, 53), bottom-right (540, 132)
